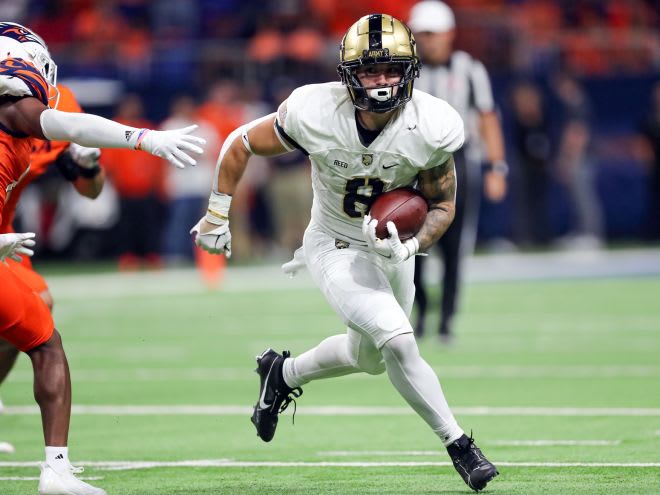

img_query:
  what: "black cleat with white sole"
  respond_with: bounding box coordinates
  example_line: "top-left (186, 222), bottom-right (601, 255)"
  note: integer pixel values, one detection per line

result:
top-left (250, 348), bottom-right (302, 442)
top-left (446, 434), bottom-right (499, 492)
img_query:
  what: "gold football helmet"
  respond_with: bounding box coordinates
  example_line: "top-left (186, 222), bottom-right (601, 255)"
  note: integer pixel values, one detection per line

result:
top-left (337, 14), bottom-right (420, 113)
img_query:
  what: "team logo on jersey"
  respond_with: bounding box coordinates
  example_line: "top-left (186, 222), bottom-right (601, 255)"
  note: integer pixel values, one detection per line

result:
top-left (361, 154), bottom-right (373, 166)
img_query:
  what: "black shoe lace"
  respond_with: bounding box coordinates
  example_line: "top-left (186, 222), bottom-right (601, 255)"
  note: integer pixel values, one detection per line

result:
top-left (272, 351), bottom-right (303, 424)
top-left (451, 432), bottom-right (484, 471)
top-left (462, 432), bottom-right (486, 471)
top-left (278, 387), bottom-right (302, 424)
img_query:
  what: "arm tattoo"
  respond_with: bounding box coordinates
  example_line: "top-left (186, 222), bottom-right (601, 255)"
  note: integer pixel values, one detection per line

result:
top-left (415, 156), bottom-right (457, 252)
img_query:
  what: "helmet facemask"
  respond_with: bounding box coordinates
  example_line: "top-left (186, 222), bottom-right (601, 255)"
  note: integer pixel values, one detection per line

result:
top-left (337, 14), bottom-right (420, 113)
top-left (338, 59), bottom-right (419, 113)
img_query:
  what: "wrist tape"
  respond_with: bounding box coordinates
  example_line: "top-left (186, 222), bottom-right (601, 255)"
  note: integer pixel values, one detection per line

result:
top-left (206, 191), bottom-right (232, 225)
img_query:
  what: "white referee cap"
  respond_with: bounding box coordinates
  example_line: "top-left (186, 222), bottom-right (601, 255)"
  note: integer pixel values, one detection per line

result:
top-left (408, 1), bottom-right (456, 33)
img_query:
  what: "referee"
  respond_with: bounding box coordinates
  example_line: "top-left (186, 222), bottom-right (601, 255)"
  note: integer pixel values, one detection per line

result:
top-left (408, 1), bottom-right (508, 342)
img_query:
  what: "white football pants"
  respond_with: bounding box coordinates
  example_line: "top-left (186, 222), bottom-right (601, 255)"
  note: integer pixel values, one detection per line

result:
top-left (282, 222), bottom-right (464, 445)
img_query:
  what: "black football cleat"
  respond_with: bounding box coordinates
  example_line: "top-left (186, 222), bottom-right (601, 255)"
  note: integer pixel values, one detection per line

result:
top-left (250, 348), bottom-right (302, 442)
top-left (446, 434), bottom-right (499, 492)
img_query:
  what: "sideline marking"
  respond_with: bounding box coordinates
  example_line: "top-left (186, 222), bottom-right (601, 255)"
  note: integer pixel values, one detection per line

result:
top-left (0, 460), bottom-right (658, 471)
top-left (491, 440), bottom-right (621, 446)
top-left (5, 405), bottom-right (660, 417)
top-left (319, 441), bottom-right (621, 455)
top-left (0, 476), bottom-right (103, 481)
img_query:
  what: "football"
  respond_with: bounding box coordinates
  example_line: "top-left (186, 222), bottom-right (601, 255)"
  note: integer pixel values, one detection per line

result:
top-left (368, 187), bottom-right (428, 240)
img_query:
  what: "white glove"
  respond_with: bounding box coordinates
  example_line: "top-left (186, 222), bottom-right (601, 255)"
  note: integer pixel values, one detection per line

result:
top-left (68, 143), bottom-right (101, 169)
top-left (138, 125), bottom-right (206, 169)
top-left (0, 232), bottom-right (36, 262)
top-left (190, 217), bottom-right (232, 258)
top-left (362, 215), bottom-right (420, 264)
top-left (281, 247), bottom-right (306, 278)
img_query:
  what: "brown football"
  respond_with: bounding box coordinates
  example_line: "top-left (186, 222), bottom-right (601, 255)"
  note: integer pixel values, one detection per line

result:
top-left (368, 187), bottom-right (428, 240)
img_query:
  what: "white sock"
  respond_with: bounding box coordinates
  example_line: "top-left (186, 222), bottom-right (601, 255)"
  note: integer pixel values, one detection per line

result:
top-left (45, 446), bottom-right (70, 472)
top-left (282, 334), bottom-right (360, 388)
top-left (381, 334), bottom-right (464, 446)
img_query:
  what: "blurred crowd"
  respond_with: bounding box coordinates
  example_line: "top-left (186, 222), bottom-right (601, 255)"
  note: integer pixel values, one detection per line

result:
top-left (3, 0), bottom-right (660, 265)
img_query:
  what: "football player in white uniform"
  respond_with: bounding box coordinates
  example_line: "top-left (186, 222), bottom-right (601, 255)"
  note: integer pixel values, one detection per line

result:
top-left (192, 14), bottom-right (498, 492)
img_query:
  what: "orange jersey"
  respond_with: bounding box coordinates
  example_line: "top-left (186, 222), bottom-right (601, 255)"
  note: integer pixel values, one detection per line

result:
top-left (0, 84), bottom-right (82, 233)
top-left (0, 58), bottom-right (50, 227)
top-left (0, 131), bottom-right (32, 226)
top-left (0, 58), bottom-right (54, 351)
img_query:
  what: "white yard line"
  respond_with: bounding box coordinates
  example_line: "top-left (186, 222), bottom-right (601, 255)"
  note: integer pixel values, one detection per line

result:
top-left (319, 441), bottom-right (621, 455)
top-left (319, 451), bottom-right (442, 456)
top-left (0, 476), bottom-right (103, 481)
top-left (0, 460), bottom-right (658, 471)
top-left (5, 405), bottom-right (660, 416)
top-left (7, 365), bottom-right (660, 384)
top-left (491, 440), bottom-right (621, 446)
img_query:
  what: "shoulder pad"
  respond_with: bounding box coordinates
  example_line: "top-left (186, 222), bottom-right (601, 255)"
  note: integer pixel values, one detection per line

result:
top-left (0, 58), bottom-right (49, 105)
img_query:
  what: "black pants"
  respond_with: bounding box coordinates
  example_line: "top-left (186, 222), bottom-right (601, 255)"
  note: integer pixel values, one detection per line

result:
top-left (414, 149), bottom-right (477, 336)
top-left (116, 195), bottom-right (161, 258)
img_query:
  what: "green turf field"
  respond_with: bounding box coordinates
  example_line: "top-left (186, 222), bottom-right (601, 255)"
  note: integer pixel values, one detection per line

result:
top-left (1, 268), bottom-right (659, 494)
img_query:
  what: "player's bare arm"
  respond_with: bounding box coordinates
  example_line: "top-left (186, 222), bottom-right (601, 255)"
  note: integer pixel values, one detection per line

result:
top-left (415, 156), bottom-right (457, 252)
top-left (216, 114), bottom-right (289, 194)
top-left (193, 113), bottom-right (291, 256)
top-left (0, 95), bottom-right (48, 137)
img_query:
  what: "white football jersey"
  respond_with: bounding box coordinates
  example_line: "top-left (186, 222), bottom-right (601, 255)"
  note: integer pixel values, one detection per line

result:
top-left (276, 81), bottom-right (464, 244)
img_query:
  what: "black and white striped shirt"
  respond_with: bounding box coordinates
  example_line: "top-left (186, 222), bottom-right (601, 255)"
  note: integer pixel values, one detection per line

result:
top-left (415, 50), bottom-right (494, 144)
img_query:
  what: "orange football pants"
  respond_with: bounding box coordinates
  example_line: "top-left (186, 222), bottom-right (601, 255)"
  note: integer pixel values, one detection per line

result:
top-left (0, 261), bottom-right (53, 352)
top-left (4, 256), bottom-right (48, 293)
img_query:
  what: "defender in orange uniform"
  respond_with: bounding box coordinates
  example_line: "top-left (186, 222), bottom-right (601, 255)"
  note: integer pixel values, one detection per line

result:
top-left (0, 21), bottom-right (205, 495)
top-left (0, 83), bottom-right (106, 456)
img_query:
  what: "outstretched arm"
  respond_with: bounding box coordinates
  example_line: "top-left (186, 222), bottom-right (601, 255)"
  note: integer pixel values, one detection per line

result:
top-left (4, 97), bottom-right (205, 169)
top-left (415, 156), bottom-right (457, 252)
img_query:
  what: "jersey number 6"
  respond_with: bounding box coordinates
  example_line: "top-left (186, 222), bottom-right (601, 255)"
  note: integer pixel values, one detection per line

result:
top-left (343, 177), bottom-right (384, 218)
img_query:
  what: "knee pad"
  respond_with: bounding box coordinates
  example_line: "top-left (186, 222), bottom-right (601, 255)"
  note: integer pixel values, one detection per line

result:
top-left (356, 353), bottom-right (386, 375)
top-left (347, 327), bottom-right (386, 375)
top-left (382, 333), bottom-right (420, 362)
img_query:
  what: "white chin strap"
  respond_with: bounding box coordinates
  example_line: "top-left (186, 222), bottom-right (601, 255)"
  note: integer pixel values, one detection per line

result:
top-left (368, 87), bottom-right (392, 102)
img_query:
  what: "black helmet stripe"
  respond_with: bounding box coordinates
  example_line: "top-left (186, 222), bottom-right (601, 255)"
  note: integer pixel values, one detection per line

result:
top-left (338, 14), bottom-right (420, 113)
top-left (368, 14), bottom-right (382, 50)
